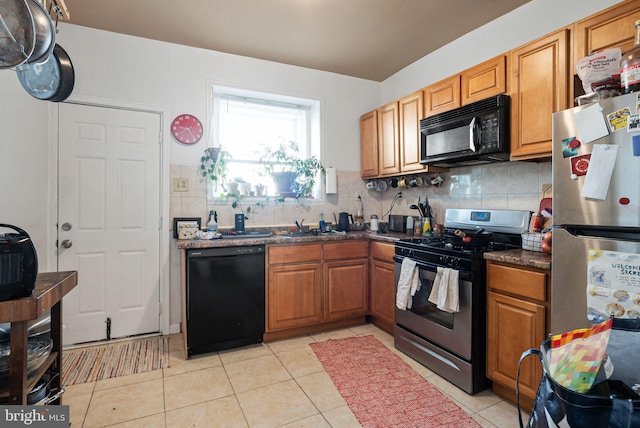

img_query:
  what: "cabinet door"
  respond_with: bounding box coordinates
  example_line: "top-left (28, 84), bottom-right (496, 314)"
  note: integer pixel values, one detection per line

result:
top-left (574, 0), bottom-right (640, 66)
top-left (510, 29), bottom-right (570, 160)
top-left (487, 291), bottom-right (545, 402)
top-left (267, 263), bottom-right (322, 331)
top-left (324, 259), bottom-right (369, 321)
top-left (360, 109), bottom-right (379, 178)
top-left (399, 91), bottom-right (426, 173)
top-left (424, 75), bottom-right (461, 117)
top-left (461, 55), bottom-right (507, 105)
top-left (378, 101), bottom-right (401, 176)
top-left (370, 259), bottom-right (395, 331)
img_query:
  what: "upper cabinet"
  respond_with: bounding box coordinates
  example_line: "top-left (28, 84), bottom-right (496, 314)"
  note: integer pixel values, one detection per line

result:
top-left (360, 109), bottom-right (379, 178)
top-left (574, 0), bottom-right (640, 65)
top-left (461, 55), bottom-right (508, 105)
top-left (509, 29), bottom-right (570, 160)
top-left (378, 101), bottom-right (401, 176)
top-left (424, 75), bottom-right (461, 116)
top-left (573, 0), bottom-right (640, 100)
top-left (399, 91), bottom-right (427, 173)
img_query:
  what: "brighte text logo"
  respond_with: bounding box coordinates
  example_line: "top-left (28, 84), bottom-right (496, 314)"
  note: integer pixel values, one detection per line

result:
top-left (1, 406), bottom-right (69, 427)
top-left (4, 409), bottom-right (47, 425)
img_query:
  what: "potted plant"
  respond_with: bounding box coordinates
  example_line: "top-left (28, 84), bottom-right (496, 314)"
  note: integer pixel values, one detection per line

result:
top-left (259, 141), bottom-right (325, 197)
top-left (199, 147), bottom-right (231, 191)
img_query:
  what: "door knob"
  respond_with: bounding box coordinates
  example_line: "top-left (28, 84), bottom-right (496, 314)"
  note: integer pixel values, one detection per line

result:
top-left (60, 239), bottom-right (72, 249)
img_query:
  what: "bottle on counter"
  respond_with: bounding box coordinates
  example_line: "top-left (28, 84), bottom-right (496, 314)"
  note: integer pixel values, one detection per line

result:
top-left (370, 214), bottom-right (378, 232)
top-left (207, 210), bottom-right (218, 232)
top-left (529, 213), bottom-right (543, 233)
top-left (406, 216), bottom-right (414, 236)
top-left (320, 212), bottom-right (326, 233)
top-left (422, 216), bottom-right (432, 236)
top-left (621, 20), bottom-right (640, 94)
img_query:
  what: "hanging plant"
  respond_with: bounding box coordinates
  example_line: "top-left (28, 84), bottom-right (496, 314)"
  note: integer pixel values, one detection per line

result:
top-left (199, 147), bottom-right (231, 190)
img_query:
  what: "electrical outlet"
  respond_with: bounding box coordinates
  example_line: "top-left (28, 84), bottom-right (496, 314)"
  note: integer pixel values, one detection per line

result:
top-left (355, 191), bottom-right (362, 199)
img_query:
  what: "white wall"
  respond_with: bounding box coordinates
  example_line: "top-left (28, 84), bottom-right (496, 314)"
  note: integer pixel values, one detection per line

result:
top-left (381, 0), bottom-right (621, 103)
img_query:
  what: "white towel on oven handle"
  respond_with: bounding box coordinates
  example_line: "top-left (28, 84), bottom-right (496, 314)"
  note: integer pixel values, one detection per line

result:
top-left (428, 267), bottom-right (459, 313)
top-left (396, 257), bottom-right (420, 310)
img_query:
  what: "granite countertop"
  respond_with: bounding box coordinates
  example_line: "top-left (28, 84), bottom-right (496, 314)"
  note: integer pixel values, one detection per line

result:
top-left (484, 249), bottom-right (551, 270)
top-left (175, 230), bottom-right (409, 249)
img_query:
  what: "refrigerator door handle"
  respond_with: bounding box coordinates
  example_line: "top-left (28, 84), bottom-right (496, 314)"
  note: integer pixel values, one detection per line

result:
top-left (561, 225), bottom-right (640, 242)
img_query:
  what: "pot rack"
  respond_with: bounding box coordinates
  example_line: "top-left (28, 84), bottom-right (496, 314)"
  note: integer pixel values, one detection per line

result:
top-left (39, 0), bottom-right (69, 21)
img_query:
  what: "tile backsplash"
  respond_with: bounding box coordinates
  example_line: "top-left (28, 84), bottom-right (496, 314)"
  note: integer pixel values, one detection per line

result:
top-left (170, 160), bottom-right (551, 230)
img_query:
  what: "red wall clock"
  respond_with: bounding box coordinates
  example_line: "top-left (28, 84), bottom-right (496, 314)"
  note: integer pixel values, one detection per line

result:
top-left (171, 114), bottom-right (203, 144)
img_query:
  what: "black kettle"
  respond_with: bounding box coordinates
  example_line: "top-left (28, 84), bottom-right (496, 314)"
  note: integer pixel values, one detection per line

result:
top-left (0, 224), bottom-right (38, 302)
top-left (338, 212), bottom-right (350, 232)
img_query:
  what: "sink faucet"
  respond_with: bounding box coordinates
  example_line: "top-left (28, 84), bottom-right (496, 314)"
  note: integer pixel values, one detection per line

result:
top-left (295, 219), bottom-right (304, 232)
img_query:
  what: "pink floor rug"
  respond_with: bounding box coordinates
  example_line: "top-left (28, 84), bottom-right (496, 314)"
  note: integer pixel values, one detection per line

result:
top-left (310, 335), bottom-right (480, 428)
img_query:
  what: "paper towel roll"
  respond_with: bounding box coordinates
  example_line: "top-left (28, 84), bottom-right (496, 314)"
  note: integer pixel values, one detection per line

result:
top-left (325, 167), bottom-right (337, 194)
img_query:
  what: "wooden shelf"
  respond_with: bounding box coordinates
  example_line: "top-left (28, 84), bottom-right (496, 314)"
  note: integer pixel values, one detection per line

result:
top-left (0, 272), bottom-right (77, 405)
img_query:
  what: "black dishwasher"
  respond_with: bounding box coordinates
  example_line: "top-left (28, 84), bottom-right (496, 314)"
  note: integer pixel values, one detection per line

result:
top-left (186, 245), bottom-right (265, 355)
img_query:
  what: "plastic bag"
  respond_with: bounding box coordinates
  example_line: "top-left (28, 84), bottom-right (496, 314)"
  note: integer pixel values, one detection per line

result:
top-left (575, 48), bottom-right (621, 94)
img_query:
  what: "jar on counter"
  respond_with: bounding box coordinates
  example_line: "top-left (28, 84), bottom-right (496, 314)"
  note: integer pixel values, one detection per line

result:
top-left (414, 219), bottom-right (422, 236)
top-left (370, 215), bottom-right (379, 232)
top-left (433, 224), bottom-right (443, 238)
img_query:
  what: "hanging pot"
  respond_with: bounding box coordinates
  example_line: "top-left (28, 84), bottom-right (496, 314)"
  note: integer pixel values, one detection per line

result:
top-left (16, 43), bottom-right (75, 102)
top-left (0, 0), bottom-right (35, 69)
top-left (22, 0), bottom-right (55, 64)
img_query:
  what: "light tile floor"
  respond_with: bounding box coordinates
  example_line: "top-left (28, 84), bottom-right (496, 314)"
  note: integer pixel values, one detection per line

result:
top-left (63, 324), bottom-right (522, 427)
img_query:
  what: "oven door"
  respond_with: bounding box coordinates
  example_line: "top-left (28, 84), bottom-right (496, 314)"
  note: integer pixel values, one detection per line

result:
top-left (394, 256), bottom-right (473, 360)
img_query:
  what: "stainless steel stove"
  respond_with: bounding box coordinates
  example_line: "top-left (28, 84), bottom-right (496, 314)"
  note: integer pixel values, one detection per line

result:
top-left (394, 208), bottom-right (531, 394)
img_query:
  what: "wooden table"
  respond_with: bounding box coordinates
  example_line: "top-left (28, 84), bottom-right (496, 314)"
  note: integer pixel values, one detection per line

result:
top-left (0, 271), bottom-right (78, 405)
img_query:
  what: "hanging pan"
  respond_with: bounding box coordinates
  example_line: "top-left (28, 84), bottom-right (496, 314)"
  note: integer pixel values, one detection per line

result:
top-left (0, 0), bottom-right (35, 69)
top-left (22, 0), bottom-right (55, 65)
top-left (16, 43), bottom-right (74, 101)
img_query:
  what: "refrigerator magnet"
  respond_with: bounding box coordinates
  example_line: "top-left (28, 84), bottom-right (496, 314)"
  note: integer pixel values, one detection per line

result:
top-left (574, 103), bottom-right (609, 143)
top-left (633, 135), bottom-right (640, 156)
top-left (606, 107), bottom-right (631, 132)
top-left (562, 137), bottom-right (581, 157)
top-left (627, 114), bottom-right (640, 133)
top-left (570, 154), bottom-right (591, 177)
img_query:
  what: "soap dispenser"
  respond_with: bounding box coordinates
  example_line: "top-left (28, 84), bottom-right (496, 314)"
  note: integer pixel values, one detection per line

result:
top-left (207, 210), bottom-right (218, 232)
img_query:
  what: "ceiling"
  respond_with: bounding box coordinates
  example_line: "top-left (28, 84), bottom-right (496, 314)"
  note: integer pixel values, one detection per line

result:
top-left (61, 0), bottom-right (530, 82)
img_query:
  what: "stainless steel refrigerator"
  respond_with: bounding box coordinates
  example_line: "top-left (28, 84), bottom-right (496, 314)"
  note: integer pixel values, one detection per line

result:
top-left (552, 92), bottom-right (640, 334)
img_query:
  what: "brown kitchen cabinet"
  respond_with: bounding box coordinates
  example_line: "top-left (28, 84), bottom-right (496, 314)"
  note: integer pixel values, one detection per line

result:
top-left (486, 260), bottom-right (550, 411)
top-left (265, 241), bottom-right (369, 341)
top-left (509, 28), bottom-right (570, 160)
top-left (377, 101), bottom-right (401, 176)
top-left (424, 75), bottom-right (461, 117)
top-left (360, 109), bottom-right (379, 178)
top-left (267, 244), bottom-right (322, 331)
top-left (399, 91), bottom-right (427, 173)
top-left (461, 55), bottom-right (508, 105)
top-left (573, 0), bottom-right (640, 99)
top-left (368, 241), bottom-right (396, 334)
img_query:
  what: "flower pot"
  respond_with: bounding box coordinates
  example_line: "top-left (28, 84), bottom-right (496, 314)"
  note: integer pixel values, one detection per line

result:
top-left (226, 182), bottom-right (239, 194)
top-left (254, 184), bottom-right (266, 197)
top-left (238, 182), bottom-right (252, 196)
top-left (272, 171), bottom-right (298, 197)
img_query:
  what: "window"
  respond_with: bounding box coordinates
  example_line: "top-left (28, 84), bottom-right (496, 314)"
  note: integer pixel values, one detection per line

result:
top-left (210, 86), bottom-right (321, 198)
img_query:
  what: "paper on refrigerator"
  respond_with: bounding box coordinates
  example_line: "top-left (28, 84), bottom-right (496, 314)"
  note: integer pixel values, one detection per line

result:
top-left (586, 249), bottom-right (640, 323)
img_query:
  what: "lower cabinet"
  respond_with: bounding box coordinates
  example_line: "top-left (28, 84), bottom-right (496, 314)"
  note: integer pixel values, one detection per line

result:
top-left (265, 240), bottom-right (369, 340)
top-left (369, 241), bottom-right (396, 334)
top-left (486, 260), bottom-right (550, 411)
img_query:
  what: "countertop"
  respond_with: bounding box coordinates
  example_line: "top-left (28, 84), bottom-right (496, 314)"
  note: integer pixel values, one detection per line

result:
top-left (175, 230), bottom-right (409, 249)
top-left (484, 249), bottom-right (551, 270)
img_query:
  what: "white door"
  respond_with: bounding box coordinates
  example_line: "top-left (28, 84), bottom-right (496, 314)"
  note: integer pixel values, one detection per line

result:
top-left (58, 103), bottom-right (161, 346)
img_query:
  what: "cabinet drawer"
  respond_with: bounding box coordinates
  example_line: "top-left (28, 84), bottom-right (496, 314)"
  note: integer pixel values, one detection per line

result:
top-left (268, 244), bottom-right (322, 264)
top-left (488, 262), bottom-right (547, 301)
top-left (370, 241), bottom-right (395, 262)
top-left (323, 241), bottom-right (369, 260)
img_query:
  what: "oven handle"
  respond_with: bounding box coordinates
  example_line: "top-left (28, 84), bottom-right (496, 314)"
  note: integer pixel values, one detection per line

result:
top-left (394, 254), bottom-right (474, 282)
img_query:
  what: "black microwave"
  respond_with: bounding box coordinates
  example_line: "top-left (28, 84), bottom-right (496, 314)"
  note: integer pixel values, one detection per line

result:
top-left (0, 224), bottom-right (38, 302)
top-left (420, 94), bottom-right (510, 168)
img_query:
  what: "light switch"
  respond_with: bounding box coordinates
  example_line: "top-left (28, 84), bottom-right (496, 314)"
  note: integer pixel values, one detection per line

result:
top-left (173, 178), bottom-right (189, 192)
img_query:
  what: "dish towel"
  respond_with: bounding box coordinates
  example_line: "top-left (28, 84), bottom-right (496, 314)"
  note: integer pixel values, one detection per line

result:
top-left (427, 267), bottom-right (460, 313)
top-left (396, 258), bottom-right (420, 310)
